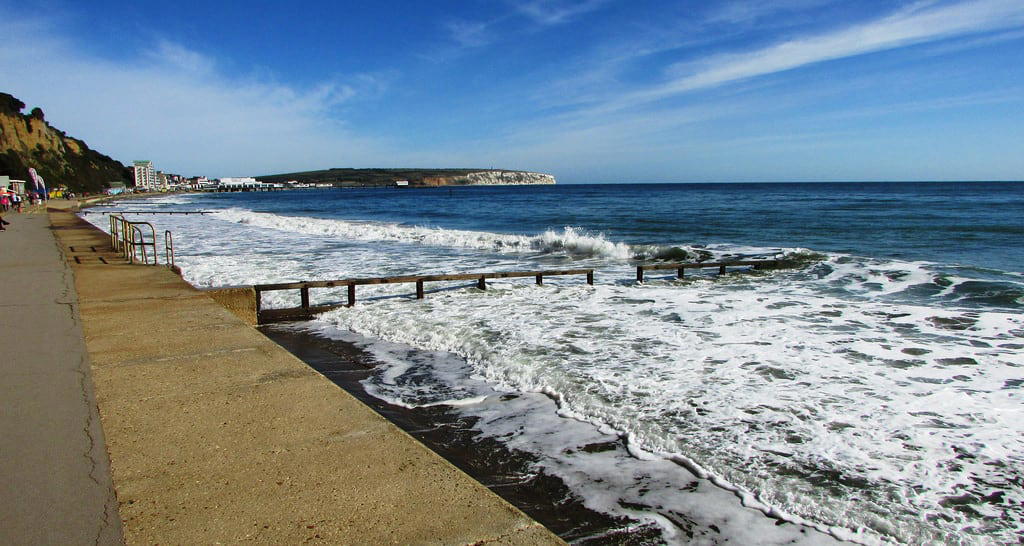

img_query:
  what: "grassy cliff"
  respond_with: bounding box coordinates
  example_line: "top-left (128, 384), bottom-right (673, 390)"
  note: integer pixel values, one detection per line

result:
top-left (0, 92), bottom-right (130, 194)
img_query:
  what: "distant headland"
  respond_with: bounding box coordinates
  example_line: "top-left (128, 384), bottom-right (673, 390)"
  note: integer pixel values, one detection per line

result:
top-left (256, 168), bottom-right (556, 188)
top-left (0, 91), bottom-right (555, 194)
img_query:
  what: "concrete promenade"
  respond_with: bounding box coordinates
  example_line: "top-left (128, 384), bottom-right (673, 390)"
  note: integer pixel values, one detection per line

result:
top-left (0, 203), bottom-right (123, 544)
top-left (2, 203), bottom-right (562, 544)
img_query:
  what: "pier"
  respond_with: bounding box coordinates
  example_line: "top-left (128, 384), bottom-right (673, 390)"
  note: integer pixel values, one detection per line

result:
top-left (255, 269), bottom-right (594, 324)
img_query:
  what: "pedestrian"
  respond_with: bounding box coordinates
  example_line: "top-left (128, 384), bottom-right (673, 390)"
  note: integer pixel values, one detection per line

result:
top-left (0, 191), bottom-right (9, 212)
top-left (12, 192), bottom-right (22, 212)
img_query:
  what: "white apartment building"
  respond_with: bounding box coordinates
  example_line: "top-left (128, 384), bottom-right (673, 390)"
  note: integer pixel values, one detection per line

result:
top-left (133, 160), bottom-right (157, 190)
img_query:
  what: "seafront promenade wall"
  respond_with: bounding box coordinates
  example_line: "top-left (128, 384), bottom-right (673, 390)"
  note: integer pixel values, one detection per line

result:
top-left (49, 207), bottom-right (563, 544)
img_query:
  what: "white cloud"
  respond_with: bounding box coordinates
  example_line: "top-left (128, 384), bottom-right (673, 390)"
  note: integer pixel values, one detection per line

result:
top-left (444, 19), bottom-right (494, 48)
top-left (588, 0), bottom-right (1024, 116)
top-left (0, 13), bottom-right (391, 178)
top-left (512, 0), bottom-right (611, 25)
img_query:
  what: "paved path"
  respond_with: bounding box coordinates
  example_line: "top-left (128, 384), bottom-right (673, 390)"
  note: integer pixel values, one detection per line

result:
top-left (0, 204), bottom-right (124, 545)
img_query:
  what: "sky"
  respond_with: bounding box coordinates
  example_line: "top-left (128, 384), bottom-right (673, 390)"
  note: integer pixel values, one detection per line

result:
top-left (1, 0), bottom-right (1022, 183)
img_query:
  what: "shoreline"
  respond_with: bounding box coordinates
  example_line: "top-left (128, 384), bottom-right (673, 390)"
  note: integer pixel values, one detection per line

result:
top-left (49, 205), bottom-right (564, 544)
top-left (260, 325), bottom-right (662, 544)
top-left (259, 325), bottom-right (851, 545)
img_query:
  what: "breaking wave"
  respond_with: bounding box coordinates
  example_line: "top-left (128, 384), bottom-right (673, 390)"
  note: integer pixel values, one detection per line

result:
top-left (212, 208), bottom-right (642, 260)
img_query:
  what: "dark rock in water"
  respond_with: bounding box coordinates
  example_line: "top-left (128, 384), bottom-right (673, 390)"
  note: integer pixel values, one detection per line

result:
top-left (693, 249), bottom-right (714, 262)
top-left (901, 347), bottom-right (931, 356)
top-left (936, 357), bottom-right (978, 366)
top-left (654, 246), bottom-right (691, 261)
top-left (927, 316), bottom-right (977, 331)
top-left (580, 441), bottom-right (620, 454)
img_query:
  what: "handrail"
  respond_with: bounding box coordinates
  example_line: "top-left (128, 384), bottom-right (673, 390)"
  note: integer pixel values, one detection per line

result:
top-left (108, 214), bottom-right (160, 265)
top-left (164, 230), bottom-right (175, 268)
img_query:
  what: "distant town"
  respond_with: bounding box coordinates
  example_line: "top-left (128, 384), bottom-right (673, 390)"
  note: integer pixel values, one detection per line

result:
top-left (126, 161), bottom-right (556, 195)
top-left (128, 160), bottom-right (326, 194)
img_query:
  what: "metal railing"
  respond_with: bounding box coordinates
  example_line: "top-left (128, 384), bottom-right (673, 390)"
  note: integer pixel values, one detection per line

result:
top-left (108, 214), bottom-right (174, 266)
top-left (165, 230), bottom-right (175, 268)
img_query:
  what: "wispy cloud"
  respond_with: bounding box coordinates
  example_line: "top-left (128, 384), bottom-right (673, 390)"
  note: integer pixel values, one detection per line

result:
top-left (584, 0), bottom-right (1024, 116)
top-left (512, 0), bottom-right (611, 26)
top-left (444, 18), bottom-right (495, 48)
top-left (0, 12), bottom-right (391, 177)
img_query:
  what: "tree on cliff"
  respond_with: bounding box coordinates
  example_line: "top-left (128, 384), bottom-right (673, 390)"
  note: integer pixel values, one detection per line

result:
top-left (0, 92), bottom-right (130, 194)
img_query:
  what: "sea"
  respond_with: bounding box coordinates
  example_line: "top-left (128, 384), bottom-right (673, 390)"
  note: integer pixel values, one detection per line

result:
top-left (82, 182), bottom-right (1023, 545)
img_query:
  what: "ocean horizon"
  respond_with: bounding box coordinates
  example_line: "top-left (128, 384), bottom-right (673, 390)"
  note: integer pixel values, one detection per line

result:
top-left (84, 181), bottom-right (1023, 544)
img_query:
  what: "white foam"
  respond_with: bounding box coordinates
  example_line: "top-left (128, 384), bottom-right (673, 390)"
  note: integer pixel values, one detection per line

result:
top-left (77, 196), bottom-right (1024, 544)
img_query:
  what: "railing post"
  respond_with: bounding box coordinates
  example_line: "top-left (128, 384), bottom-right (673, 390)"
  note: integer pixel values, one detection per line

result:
top-left (477, 276), bottom-right (486, 290)
top-left (677, 267), bottom-right (685, 279)
top-left (636, 266), bottom-right (644, 283)
top-left (535, 274), bottom-right (543, 286)
top-left (347, 283), bottom-right (356, 307)
top-left (416, 280), bottom-right (424, 299)
top-left (719, 265), bottom-right (727, 275)
top-left (586, 271), bottom-right (594, 285)
top-left (300, 286), bottom-right (310, 309)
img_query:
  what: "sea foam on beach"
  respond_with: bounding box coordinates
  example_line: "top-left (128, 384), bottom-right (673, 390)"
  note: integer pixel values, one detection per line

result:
top-left (82, 184), bottom-right (1024, 544)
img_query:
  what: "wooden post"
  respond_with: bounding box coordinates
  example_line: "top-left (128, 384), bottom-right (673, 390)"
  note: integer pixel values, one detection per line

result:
top-left (536, 274), bottom-right (543, 286)
top-left (300, 286), bottom-right (310, 309)
top-left (637, 266), bottom-right (644, 283)
top-left (677, 267), bottom-right (685, 279)
top-left (719, 265), bottom-right (727, 275)
top-left (586, 271), bottom-right (594, 285)
top-left (477, 276), bottom-right (486, 290)
top-left (347, 283), bottom-right (356, 307)
top-left (416, 280), bottom-right (425, 299)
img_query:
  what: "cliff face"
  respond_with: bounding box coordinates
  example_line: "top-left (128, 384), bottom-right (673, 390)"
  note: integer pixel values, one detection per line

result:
top-left (0, 92), bottom-right (130, 194)
top-left (420, 171), bottom-right (556, 186)
top-left (465, 171), bottom-right (555, 185)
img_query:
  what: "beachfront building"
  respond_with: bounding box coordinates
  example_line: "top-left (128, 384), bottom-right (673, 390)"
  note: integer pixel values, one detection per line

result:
top-left (216, 177), bottom-right (283, 191)
top-left (218, 177), bottom-right (260, 191)
top-left (132, 160), bottom-right (157, 190)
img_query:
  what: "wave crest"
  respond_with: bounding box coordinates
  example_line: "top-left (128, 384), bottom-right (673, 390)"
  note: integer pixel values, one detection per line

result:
top-left (212, 208), bottom-right (637, 259)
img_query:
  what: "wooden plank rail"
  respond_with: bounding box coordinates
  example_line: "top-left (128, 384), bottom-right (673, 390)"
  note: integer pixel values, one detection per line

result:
top-left (636, 260), bottom-right (781, 283)
top-left (255, 268), bottom-right (594, 324)
top-left (80, 210), bottom-right (213, 215)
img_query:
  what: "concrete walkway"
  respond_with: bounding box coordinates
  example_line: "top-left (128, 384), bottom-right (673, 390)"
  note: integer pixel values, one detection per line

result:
top-left (0, 204), bottom-right (124, 545)
top-left (28, 204), bottom-right (562, 544)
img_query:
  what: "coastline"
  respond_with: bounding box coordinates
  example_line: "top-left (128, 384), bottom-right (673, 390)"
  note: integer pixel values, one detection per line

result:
top-left (48, 205), bottom-right (565, 544)
top-left (260, 325), bottom-right (664, 544)
top-left (259, 325), bottom-right (850, 545)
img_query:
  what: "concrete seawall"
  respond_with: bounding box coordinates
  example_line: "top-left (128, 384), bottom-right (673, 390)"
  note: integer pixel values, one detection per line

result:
top-left (49, 207), bottom-right (563, 544)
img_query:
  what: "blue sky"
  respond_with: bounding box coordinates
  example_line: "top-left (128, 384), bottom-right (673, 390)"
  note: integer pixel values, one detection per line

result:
top-left (1, 0), bottom-right (1022, 183)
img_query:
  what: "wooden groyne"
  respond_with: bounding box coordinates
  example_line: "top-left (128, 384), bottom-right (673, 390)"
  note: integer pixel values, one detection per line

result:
top-left (79, 210), bottom-right (212, 215)
top-left (636, 259), bottom-right (783, 282)
top-left (256, 268), bottom-right (595, 324)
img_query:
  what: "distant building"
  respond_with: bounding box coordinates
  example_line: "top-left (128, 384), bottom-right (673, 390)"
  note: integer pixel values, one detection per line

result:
top-left (133, 160), bottom-right (157, 190)
top-left (395, 180), bottom-right (409, 187)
